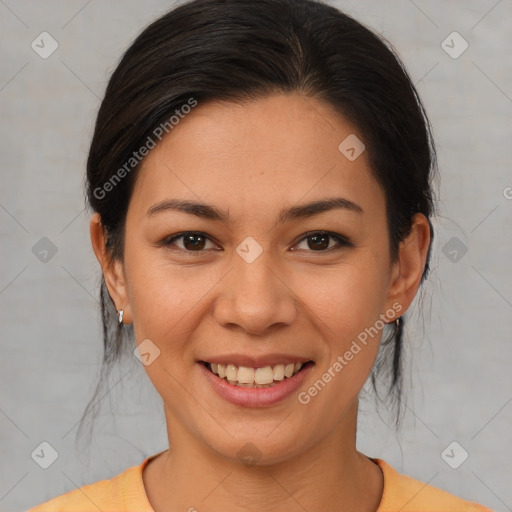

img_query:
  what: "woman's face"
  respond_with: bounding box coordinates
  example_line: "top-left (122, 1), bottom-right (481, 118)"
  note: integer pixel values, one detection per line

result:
top-left (95, 93), bottom-right (427, 464)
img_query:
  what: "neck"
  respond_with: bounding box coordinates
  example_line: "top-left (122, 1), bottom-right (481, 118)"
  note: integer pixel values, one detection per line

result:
top-left (143, 401), bottom-right (383, 512)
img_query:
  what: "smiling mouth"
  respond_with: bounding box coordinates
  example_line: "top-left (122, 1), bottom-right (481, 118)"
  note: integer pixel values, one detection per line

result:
top-left (202, 361), bottom-right (314, 388)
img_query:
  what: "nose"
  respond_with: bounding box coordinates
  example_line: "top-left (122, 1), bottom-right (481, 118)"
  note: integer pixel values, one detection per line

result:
top-left (213, 250), bottom-right (298, 336)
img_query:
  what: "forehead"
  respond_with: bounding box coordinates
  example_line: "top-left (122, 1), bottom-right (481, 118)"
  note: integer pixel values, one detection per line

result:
top-left (129, 93), bottom-right (385, 223)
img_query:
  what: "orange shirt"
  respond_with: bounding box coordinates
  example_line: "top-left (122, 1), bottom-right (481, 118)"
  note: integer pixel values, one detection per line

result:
top-left (27, 453), bottom-right (493, 512)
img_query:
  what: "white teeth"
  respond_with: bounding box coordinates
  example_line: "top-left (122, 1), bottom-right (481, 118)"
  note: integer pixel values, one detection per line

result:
top-left (273, 364), bottom-right (285, 380)
top-left (237, 366), bottom-right (255, 384)
top-left (226, 364), bottom-right (237, 381)
top-left (254, 366), bottom-right (274, 385)
top-left (207, 361), bottom-right (307, 386)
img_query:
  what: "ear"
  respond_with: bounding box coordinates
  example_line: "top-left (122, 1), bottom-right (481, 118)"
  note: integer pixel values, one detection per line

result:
top-left (384, 213), bottom-right (431, 318)
top-left (89, 213), bottom-right (132, 324)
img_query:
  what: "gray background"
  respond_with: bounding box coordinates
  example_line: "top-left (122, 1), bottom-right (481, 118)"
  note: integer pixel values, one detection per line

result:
top-left (1, 1), bottom-right (511, 511)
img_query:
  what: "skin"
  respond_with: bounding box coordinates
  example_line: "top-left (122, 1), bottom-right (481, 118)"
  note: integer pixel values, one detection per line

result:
top-left (90, 93), bottom-right (430, 512)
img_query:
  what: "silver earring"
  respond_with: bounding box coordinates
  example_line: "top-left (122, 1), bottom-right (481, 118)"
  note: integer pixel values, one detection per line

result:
top-left (118, 309), bottom-right (124, 324)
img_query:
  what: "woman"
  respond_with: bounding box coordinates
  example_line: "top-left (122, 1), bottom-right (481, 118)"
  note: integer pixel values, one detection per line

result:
top-left (29, 0), bottom-right (492, 510)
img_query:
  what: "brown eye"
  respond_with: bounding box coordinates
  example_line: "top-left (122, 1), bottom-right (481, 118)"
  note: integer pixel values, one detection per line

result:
top-left (294, 231), bottom-right (352, 252)
top-left (163, 232), bottom-right (218, 253)
top-left (306, 233), bottom-right (330, 251)
top-left (183, 234), bottom-right (206, 250)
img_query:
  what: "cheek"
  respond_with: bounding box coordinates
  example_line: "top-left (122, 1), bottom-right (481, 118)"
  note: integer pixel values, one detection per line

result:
top-left (301, 256), bottom-right (389, 334)
top-left (298, 257), bottom-right (389, 388)
top-left (125, 238), bottom-right (390, 354)
top-left (124, 244), bottom-right (222, 365)
top-left (285, 274), bottom-right (389, 436)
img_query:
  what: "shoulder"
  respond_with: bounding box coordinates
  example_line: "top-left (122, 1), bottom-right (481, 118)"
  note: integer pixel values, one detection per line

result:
top-left (375, 459), bottom-right (494, 512)
top-left (26, 457), bottom-right (153, 512)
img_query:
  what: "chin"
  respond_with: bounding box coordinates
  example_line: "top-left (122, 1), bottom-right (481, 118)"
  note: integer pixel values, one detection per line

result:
top-left (201, 427), bottom-right (315, 468)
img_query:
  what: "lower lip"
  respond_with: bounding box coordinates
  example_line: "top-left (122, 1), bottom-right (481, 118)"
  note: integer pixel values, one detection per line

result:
top-left (199, 363), bottom-right (313, 408)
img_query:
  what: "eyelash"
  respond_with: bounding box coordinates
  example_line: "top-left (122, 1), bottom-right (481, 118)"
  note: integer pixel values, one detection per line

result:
top-left (160, 231), bottom-right (353, 255)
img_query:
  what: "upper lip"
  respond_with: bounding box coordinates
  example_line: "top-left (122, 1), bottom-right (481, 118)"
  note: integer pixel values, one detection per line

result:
top-left (199, 354), bottom-right (312, 368)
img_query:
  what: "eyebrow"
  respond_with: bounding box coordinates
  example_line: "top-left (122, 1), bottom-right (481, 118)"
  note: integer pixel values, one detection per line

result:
top-left (146, 196), bottom-right (363, 225)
